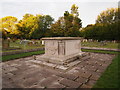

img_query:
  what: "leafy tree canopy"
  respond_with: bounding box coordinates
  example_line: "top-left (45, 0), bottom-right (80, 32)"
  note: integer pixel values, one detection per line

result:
top-left (0, 16), bottom-right (19, 39)
top-left (96, 8), bottom-right (118, 24)
top-left (50, 4), bottom-right (82, 37)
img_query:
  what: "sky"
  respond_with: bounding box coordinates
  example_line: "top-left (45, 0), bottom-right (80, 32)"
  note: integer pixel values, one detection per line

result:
top-left (0, 0), bottom-right (118, 27)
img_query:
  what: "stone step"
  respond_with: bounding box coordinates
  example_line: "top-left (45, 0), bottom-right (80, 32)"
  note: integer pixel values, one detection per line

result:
top-left (65, 60), bottom-right (81, 67)
top-left (30, 56), bottom-right (90, 72)
top-left (63, 56), bottom-right (79, 64)
top-left (30, 52), bottom-right (91, 72)
top-left (81, 55), bottom-right (91, 61)
top-left (30, 60), bottom-right (56, 69)
top-left (30, 60), bottom-right (68, 71)
top-left (63, 52), bottom-right (90, 64)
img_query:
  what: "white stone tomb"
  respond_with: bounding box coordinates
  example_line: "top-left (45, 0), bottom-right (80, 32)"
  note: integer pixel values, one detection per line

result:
top-left (39, 37), bottom-right (83, 65)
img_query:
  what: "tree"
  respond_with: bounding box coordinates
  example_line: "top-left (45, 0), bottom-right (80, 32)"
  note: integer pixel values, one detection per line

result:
top-left (30, 14), bottom-right (54, 39)
top-left (50, 4), bottom-right (82, 37)
top-left (71, 4), bottom-right (79, 17)
top-left (16, 14), bottom-right (37, 39)
top-left (16, 14), bottom-right (54, 39)
top-left (96, 8), bottom-right (118, 24)
top-left (81, 8), bottom-right (119, 41)
top-left (50, 17), bottom-right (65, 37)
top-left (0, 16), bottom-right (19, 39)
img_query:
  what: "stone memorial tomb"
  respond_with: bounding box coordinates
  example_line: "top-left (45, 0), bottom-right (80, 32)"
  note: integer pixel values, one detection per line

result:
top-left (32, 37), bottom-right (88, 71)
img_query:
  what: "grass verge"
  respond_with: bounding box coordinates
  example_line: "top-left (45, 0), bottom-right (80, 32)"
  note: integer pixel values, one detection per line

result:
top-left (92, 55), bottom-right (119, 88)
top-left (2, 50), bottom-right (44, 62)
top-left (2, 49), bottom-right (119, 62)
top-left (82, 49), bottom-right (119, 54)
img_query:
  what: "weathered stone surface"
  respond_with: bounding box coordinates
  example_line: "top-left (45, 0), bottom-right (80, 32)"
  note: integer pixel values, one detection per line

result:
top-left (75, 77), bottom-right (88, 84)
top-left (79, 71), bottom-right (92, 79)
top-left (3, 67), bottom-right (18, 73)
top-left (48, 82), bottom-right (65, 88)
top-left (57, 73), bottom-right (78, 81)
top-left (66, 60), bottom-right (81, 67)
top-left (90, 74), bottom-right (100, 81)
top-left (80, 84), bottom-right (92, 88)
top-left (23, 77), bottom-right (40, 87)
top-left (38, 37), bottom-right (83, 65)
top-left (40, 69), bottom-right (53, 78)
top-left (55, 65), bottom-right (68, 71)
top-left (39, 75), bottom-right (59, 87)
top-left (59, 78), bottom-right (82, 88)
top-left (2, 53), bottom-right (115, 88)
top-left (84, 65), bottom-right (98, 72)
top-left (29, 85), bottom-right (45, 88)
top-left (86, 79), bottom-right (96, 87)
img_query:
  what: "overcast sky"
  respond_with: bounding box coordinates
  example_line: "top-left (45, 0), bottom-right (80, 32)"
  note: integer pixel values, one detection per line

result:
top-left (0, 0), bottom-right (118, 27)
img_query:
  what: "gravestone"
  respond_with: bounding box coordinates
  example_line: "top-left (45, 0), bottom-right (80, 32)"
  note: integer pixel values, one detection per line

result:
top-left (2, 39), bottom-right (10, 49)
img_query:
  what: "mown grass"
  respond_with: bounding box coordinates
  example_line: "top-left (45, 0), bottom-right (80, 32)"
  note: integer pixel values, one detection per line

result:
top-left (81, 41), bottom-right (119, 49)
top-left (2, 50), bottom-right (44, 62)
top-left (82, 49), bottom-right (119, 54)
top-left (2, 40), bottom-right (44, 52)
top-left (2, 49), bottom-right (119, 62)
top-left (92, 54), bottom-right (119, 88)
top-left (2, 40), bottom-right (119, 52)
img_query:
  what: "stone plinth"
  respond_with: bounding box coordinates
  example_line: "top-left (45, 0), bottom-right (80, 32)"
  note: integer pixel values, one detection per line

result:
top-left (39, 37), bottom-right (83, 65)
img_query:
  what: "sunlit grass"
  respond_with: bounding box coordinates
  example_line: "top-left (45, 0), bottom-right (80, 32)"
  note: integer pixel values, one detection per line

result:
top-left (81, 41), bottom-right (119, 49)
top-left (2, 50), bottom-right (45, 62)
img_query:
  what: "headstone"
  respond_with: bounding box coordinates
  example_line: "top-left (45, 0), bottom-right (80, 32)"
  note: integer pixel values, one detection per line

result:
top-left (2, 39), bottom-right (10, 49)
top-left (42, 40), bottom-right (45, 45)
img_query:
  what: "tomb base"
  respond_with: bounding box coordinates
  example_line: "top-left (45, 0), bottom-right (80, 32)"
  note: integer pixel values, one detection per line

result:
top-left (31, 52), bottom-right (90, 72)
top-left (30, 37), bottom-right (90, 71)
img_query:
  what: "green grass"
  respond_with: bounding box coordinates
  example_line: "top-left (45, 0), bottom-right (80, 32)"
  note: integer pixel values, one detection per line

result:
top-left (2, 48), bottom-right (119, 62)
top-left (2, 40), bottom-right (44, 52)
top-left (10, 40), bottom-right (43, 50)
top-left (92, 55), bottom-right (119, 88)
top-left (81, 41), bottom-right (119, 49)
top-left (2, 50), bottom-right (45, 62)
top-left (2, 40), bottom-right (119, 53)
top-left (82, 49), bottom-right (119, 54)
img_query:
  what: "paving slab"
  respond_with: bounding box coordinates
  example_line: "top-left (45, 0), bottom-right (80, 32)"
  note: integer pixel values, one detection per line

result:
top-left (59, 78), bottom-right (82, 88)
top-left (2, 52), bottom-right (115, 89)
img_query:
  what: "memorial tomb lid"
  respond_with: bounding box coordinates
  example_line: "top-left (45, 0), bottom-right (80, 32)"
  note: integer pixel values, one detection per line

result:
top-left (42, 37), bottom-right (82, 40)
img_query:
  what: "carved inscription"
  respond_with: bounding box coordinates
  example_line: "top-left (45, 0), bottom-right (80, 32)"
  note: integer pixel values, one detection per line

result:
top-left (58, 41), bottom-right (65, 55)
top-left (46, 41), bottom-right (58, 55)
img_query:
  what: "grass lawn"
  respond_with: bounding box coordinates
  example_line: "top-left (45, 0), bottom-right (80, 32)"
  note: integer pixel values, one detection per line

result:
top-left (2, 50), bottom-right (44, 62)
top-left (1, 40), bottom-right (119, 53)
top-left (81, 41), bottom-right (119, 49)
top-left (2, 40), bottom-right (44, 52)
top-left (82, 49), bottom-right (119, 54)
top-left (2, 49), bottom-right (119, 62)
top-left (10, 40), bottom-right (43, 49)
top-left (92, 54), bottom-right (119, 88)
